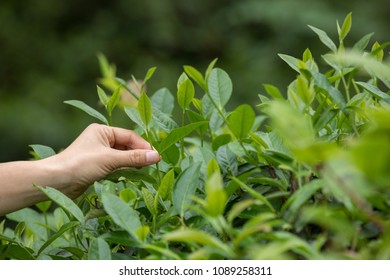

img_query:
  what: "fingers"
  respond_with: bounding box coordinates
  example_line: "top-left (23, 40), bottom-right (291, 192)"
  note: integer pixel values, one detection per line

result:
top-left (110, 126), bottom-right (153, 150)
top-left (112, 149), bottom-right (161, 168)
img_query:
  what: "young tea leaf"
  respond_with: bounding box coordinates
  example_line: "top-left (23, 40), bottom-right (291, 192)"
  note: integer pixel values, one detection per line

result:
top-left (157, 121), bottom-right (208, 154)
top-left (308, 25), bottom-right (337, 53)
top-left (141, 187), bottom-right (157, 216)
top-left (107, 85), bottom-right (122, 116)
top-left (184, 65), bottom-right (206, 91)
top-left (207, 68), bottom-right (233, 110)
top-left (138, 92), bottom-right (152, 127)
top-left (158, 169), bottom-right (175, 201)
top-left (227, 104), bottom-right (255, 140)
top-left (177, 79), bottom-right (195, 110)
top-left (339, 12), bottom-right (352, 42)
top-left (64, 100), bottom-right (108, 125)
top-left (205, 172), bottom-right (227, 217)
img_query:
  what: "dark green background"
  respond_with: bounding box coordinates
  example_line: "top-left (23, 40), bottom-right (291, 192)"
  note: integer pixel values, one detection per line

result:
top-left (0, 0), bottom-right (388, 161)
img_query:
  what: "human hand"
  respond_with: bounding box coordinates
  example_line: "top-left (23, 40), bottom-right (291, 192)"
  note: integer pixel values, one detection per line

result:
top-left (48, 123), bottom-right (161, 198)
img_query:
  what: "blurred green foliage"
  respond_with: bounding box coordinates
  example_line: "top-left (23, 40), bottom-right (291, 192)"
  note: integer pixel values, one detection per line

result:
top-left (0, 0), bottom-right (389, 161)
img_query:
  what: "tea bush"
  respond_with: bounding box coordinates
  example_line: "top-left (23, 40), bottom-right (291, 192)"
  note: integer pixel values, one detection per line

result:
top-left (1, 13), bottom-right (390, 260)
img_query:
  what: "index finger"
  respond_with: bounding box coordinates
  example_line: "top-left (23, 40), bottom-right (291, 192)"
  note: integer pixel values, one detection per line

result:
top-left (110, 126), bottom-right (152, 150)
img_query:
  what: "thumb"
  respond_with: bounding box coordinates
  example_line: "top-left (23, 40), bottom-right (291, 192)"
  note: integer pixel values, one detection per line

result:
top-left (113, 149), bottom-right (161, 168)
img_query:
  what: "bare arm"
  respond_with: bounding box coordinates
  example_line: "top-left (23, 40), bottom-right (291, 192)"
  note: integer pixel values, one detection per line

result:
top-left (0, 124), bottom-right (161, 216)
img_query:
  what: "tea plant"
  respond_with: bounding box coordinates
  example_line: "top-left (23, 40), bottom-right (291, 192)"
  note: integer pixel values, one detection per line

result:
top-left (1, 13), bottom-right (390, 260)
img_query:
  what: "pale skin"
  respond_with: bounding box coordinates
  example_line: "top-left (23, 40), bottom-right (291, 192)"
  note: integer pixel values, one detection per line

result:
top-left (0, 123), bottom-right (161, 216)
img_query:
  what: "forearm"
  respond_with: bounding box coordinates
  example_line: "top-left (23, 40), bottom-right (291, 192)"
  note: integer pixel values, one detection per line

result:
top-left (0, 158), bottom-right (70, 216)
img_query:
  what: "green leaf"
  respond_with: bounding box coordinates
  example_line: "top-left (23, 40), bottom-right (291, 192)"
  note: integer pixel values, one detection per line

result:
top-left (119, 188), bottom-right (137, 203)
top-left (310, 70), bottom-right (346, 108)
top-left (263, 84), bottom-right (283, 99)
top-left (151, 88), bottom-right (175, 114)
top-left (164, 228), bottom-right (233, 258)
top-left (205, 172), bottom-right (227, 216)
top-left (207, 68), bottom-right (233, 110)
top-left (308, 25), bottom-right (337, 53)
top-left (157, 121), bottom-right (208, 154)
top-left (184, 65), bottom-right (206, 91)
top-left (38, 221), bottom-right (80, 255)
top-left (1, 244), bottom-right (35, 260)
top-left (29, 144), bottom-right (56, 159)
top-left (282, 179), bottom-right (323, 220)
top-left (141, 187), bottom-right (157, 216)
top-left (124, 106), bottom-right (146, 131)
top-left (107, 85), bottom-right (122, 116)
top-left (296, 75), bottom-right (314, 105)
top-left (172, 163), bottom-right (201, 217)
top-left (97, 85), bottom-right (109, 107)
top-left (102, 193), bottom-right (142, 241)
top-left (355, 81), bottom-right (389, 100)
top-left (35, 200), bottom-right (52, 213)
top-left (158, 169), bottom-right (175, 201)
top-left (216, 145), bottom-right (238, 176)
top-left (177, 79), bottom-right (195, 110)
top-left (64, 100), bottom-right (108, 125)
top-left (278, 54), bottom-right (301, 73)
top-left (88, 237), bottom-right (111, 260)
top-left (205, 58), bottom-right (218, 80)
top-left (37, 186), bottom-right (84, 223)
top-left (231, 177), bottom-right (275, 212)
top-left (339, 12), bottom-right (352, 41)
top-left (142, 66), bottom-right (157, 87)
top-left (152, 107), bottom-right (178, 132)
top-left (138, 92), bottom-right (152, 127)
top-left (353, 33), bottom-right (374, 52)
top-left (228, 104), bottom-right (255, 140)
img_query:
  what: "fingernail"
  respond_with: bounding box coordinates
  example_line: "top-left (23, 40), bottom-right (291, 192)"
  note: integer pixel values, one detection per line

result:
top-left (146, 151), bottom-right (161, 164)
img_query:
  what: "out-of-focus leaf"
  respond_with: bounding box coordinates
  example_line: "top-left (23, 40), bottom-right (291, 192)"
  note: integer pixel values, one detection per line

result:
top-left (64, 100), bottom-right (108, 125)
top-left (88, 237), bottom-right (111, 260)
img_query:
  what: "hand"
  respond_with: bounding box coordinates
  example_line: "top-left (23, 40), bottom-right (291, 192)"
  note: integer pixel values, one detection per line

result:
top-left (48, 123), bottom-right (161, 198)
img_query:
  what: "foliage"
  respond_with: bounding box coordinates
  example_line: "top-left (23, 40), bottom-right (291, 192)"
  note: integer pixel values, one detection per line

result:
top-left (1, 13), bottom-right (390, 260)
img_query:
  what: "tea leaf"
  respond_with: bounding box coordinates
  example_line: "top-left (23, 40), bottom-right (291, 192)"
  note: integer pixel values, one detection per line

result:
top-left (205, 58), bottom-right (218, 80)
top-left (141, 187), bottom-right (157, 216)
top-left (151, 88), bottom-right (175, 114)
top-left (88, 237), bottom-right (111, 260)
top-left (177, 79), bottom-right (195, 110)
top-left (107, 85), bottom-right (122, 116)
top-left (216, 145), bottom-right (238, 176)
top-left (37, 186), bottom-right (84, 223)
top-left (355, 81), bottom-right (389, 100)
top-left (353, 33), bottom-right (374, 52)
top-left (29, 144), bottom-right (56, 159)
top-left (142, 66), bottom-right (157, 87)
top-left (263, 84), bottom-right (283, 99)
top-left (172, 163), bottom-right (201, 217)
top-left (124, 106), bottom-right (146, 131)
top-left (158, 169), bottom-right (175, 201)
top-left (231, 177), bottom-right (275, 212)
top-left (38, 221), bottom-right (80, 255)
top-left (119, 188), bottom-right (137, 203)
top-left (228, 104), bottom-right (255, 140)
top-left (157, 121), bottom-right (208, 154)
top-left (102, 193), bottom-right (142, 241)
top-left (205, 172), bottom-right (227, 217)
top-left (64, 100), bottom-right (108, 125)
top-left (164, 228), bottom-right (233, 258)
top-left (310, 70), bottom-right (346, 108)
top-left (138, 92), bottom-right (152, 127)
top-left (278, 54), bottom-right (301, 73)
top-left (308, 25), bottom-right (337, 53)
top-left (207, 68), bottom-right (233, 110)
top-left (339, 12), bottom-right (352, 41)
top-left (184, 65), bottom-right (206, 91)
top-left (97, 85), bottom-right (109, 107)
